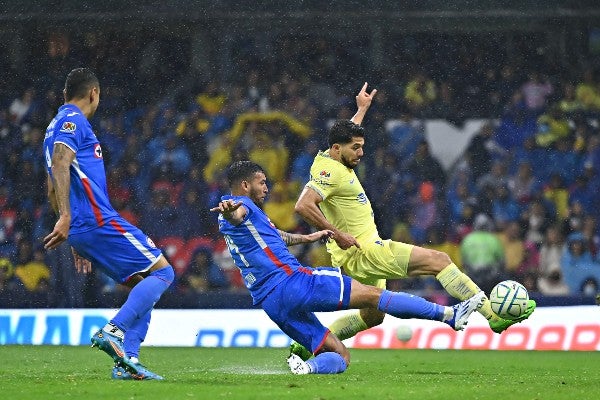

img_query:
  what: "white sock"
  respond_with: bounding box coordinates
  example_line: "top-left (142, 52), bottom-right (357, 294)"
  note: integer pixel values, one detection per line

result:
top-left (103, 323), bottom-right (124, 340)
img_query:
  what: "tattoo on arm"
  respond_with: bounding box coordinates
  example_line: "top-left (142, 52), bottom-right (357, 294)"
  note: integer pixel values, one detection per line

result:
top-left (278, 230), bottom-right (306, 246)
top-left (51, 143), bottom-right (75, 217)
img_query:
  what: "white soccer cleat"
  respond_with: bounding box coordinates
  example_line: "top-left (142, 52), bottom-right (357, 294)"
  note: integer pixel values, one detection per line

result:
top-left (287, 354), bottom-right (312, 375)
top-left (445, 291), bottom-right (486, 331)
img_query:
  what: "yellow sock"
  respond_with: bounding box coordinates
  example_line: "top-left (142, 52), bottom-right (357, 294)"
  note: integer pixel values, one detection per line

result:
top-left (436, 263), bottom-right (500, 322)
top-left (329, 312), bottom-right (369, 341)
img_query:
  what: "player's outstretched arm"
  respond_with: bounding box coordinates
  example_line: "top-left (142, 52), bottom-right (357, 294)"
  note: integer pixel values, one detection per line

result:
top-left (277, 229), bottom-right (333, 246)
top-left (350, 82), bottom-right (377, 126)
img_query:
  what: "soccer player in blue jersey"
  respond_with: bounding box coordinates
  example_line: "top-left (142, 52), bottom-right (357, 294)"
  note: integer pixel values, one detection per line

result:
top-left (211, 161), bottom-right (485, 374)
top-left (43, 68), bottom-right (174, 380)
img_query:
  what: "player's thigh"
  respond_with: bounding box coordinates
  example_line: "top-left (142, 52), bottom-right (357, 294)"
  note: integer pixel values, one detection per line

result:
top-left (263, 298), bottom-right (329, 354)
top-left (345, 240), bottom-right (412, 280)
top-left (69, 218), bottom-right (162, 283)
top-left (406, 245), bottom-right (452, 276)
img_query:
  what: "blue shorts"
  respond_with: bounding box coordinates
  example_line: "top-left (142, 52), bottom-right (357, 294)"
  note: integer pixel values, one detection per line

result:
top-left (68, 217), bottom-right (163, 283)
top-left (261, 266), bottom-right (352, 354)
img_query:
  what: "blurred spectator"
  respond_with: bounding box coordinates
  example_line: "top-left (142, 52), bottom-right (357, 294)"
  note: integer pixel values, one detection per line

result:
top-left (465, 121), bottom-right (507, 180)
top-left (560, 232), bottom-right (600, 295)
top-left (139, 185), bottom-right (181, 240)
top-left (403, 140), bottom-right (446, 189)
top-left (535, 105), bottom-right (571, 148)
top-left (290, 140), bottom-right (319, 187)
top-left (460, 214), bottom-right (506, 293)
top-left (386, 107), bottom-right (425, 161)
top-left (491, 185), bottom-right (520, 230)
top-left (14, 243), bottom-right (50, 297)
top-left (520, 72), bottom-right (553, 115)
top-left (404, 71), bottom-right (436, 116)
top-left (476, 159), bottom-right (510, 194)
top-left (263, 182), bottom-right (299, 233)
top-left (9, 87), bottom-right (36, 125)
top-left (177, 246), bottom-right (229, 293)
top-left (521, 198), bottom-right (552, 246)
top-left (0, 256), bottom-right (25, 306)
top-left (575, 68), bottom-right (600, 112)
top-left (557, 82), bottom-right (583, 115)
top-left (507, 161), bottom-right (537, 205)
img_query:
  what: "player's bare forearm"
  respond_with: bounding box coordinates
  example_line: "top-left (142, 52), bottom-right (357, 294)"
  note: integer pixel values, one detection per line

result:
top-left (278, 230), bottom-right (307, 246)
top-left (47, 175), bottom-right (59, 215)
top-left (50, 144), bottom-right (74, 219)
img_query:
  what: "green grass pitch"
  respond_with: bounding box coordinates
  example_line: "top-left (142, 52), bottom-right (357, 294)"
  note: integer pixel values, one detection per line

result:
top-left (1, 346), bottom-right (599, 400)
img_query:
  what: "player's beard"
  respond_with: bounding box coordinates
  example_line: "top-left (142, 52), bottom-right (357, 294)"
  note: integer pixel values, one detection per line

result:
top-left (250, 188), bottom-right (266, 209)
top-left (340, 154), bottom-right (359, 169)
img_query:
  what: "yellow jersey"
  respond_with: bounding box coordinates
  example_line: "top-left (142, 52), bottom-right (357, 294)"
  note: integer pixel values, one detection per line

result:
top-left (305, 150), bottom-right (379, 266)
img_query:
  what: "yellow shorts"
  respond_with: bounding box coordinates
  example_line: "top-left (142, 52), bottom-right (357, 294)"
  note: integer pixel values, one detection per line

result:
top-left (334, 239), bottom-right (414, 289)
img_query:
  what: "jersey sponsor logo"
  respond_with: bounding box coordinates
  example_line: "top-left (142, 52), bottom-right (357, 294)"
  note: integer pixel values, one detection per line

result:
top-left (147, 237), bottom-right (157, 249)
top-left (357, 193), bottom-right (367, 204)
top-left (60, 121), bottom-right (77, 133)
top-left (244, 272), bottom-right (256, 286)
top-left (375, 240), bottom-right (383, 246)
top-left (319, 170), bottom-right (330, 178)
top-left (93, 143), bottom-right (103, 158)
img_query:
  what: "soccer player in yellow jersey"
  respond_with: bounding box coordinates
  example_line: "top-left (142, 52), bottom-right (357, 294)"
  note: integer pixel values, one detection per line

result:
top-left (290, 83), bottom-right (536, 360)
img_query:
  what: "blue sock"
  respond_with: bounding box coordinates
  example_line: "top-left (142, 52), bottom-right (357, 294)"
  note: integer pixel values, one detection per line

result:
top-left (306, 352), bottom-right (347, 374)
top-left (377, 290), bottom-right (445, 321)
top-left (124, 310), bottom-right (151, 360)
top-left (111, 266), bottom-right (174, 331)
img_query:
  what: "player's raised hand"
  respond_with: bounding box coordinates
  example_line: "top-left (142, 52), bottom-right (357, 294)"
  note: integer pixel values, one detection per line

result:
top-left (356, 82), bottom-right (377, 110)
top-left (333, 231), bottom-right (361, 250)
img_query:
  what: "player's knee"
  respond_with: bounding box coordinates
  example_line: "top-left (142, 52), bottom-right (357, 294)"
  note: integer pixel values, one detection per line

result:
top-left (429, 250), bottom-right (452, 272)
top-left (360, 308), bottom-right (385, 328)
top-left (150, 265), bottom-right (175, 285)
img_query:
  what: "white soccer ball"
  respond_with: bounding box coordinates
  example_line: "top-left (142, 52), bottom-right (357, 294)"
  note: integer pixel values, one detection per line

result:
top-left (396, 325), bottom-right (413, 342)
top-left (489, 280), bottom-right (529, 320)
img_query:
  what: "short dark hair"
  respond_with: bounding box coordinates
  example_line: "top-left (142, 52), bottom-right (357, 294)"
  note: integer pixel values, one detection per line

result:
top-left (227, 161), bottom-right (265, 188)
top-left (64, 68), bottom-right (99, 101)
top-left (328, 120), bottom-right (365, 147)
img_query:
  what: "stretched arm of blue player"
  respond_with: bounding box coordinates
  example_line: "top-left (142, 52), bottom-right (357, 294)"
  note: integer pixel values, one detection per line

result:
top-left (210, 199), bottom-right (247, 226)
top-left (350, 82), bottom-right (377, 126)
top-left (277, 229), bottom-right (334, 246)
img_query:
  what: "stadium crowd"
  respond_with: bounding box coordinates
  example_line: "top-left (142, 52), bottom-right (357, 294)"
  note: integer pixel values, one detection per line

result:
top-left (1, 31), bottom-right (600, 308)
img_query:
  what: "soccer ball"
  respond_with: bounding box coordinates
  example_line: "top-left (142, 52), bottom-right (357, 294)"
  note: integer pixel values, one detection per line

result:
top-left (396, 325), bottom-right (413, 342)
top-left (489, 280), bottom-right (529, 320)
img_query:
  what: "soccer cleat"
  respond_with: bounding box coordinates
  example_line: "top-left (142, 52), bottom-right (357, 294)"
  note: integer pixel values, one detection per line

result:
top-left (444, 291), bottom-right (486, 331)
top-left (111, 361), bottom-right (164, 380)
top-left (91, 328), bottom-right (127, 363)
top-left (289, 342), bottom-right (313, 362)
top-left (489, 299), bottom-right (537, 334)
top-left (287, 354), bottom-right (312, 375)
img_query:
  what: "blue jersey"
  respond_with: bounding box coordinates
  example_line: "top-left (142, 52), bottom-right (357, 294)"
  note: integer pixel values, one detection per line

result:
top-left (43, 104), bottom-right (118, 234)
top-left (218, 195), bottom-right (307, 305)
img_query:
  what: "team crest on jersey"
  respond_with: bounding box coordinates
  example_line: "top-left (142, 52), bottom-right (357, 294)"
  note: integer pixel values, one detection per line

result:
top-left (93, 143), bottom-right (103, 158)
top-left (60, 121), bottom-right (76, 133)
top-left (146, 237), bottom-right (157, 249)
